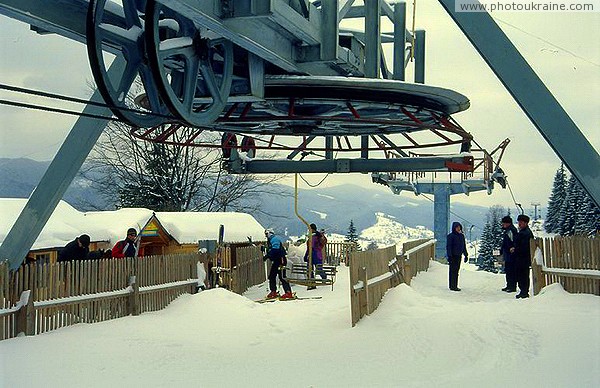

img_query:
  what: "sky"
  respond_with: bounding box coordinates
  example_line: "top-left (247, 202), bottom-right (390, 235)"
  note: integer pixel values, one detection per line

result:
top-left (0, 3), bottom-right (598, 215)
top-left (1, 259), bottom-right (598, 387)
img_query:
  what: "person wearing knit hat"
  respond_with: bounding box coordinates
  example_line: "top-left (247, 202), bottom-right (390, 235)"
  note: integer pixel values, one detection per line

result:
top-left (58, 234), bottom-right (91, 262)
top-left (112, 228), bottom-right (143, 258)
top-left (500, 216), bottom-right (518, 293)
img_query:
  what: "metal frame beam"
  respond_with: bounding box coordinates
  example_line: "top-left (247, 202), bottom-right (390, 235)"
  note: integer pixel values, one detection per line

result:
top-left (226, 155), bottom-right (472, 174)
top-left (437, 0), bottom-right (600, 206)
top-left (0, 56), bottom-right (126, 270)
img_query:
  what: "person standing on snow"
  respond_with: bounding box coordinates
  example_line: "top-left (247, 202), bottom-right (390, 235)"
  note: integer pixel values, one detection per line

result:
top-left (510, 214), bottom-right (534, 299)
top-left (263, 229), bottom-right (293, 300)
top-left (500, 216), bottom-right (518, 293)
top-left (304, 223), bottom-right (327, 290)
top-left (446, 221), bottom-right (468, 291)
top-left (112, 228), bottom-right (143, 258)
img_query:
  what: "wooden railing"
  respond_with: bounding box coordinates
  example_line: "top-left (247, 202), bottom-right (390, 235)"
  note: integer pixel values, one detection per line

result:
top-left (350, 239), bottom-right (436, 326)
top-left (0, 253), bottom-right (206, 341)
top-left (325, 242), bottom-right (357, 266)
top-left (531, 236), bottom-right (600, 296)
top-left (402, 239), bottom-right (436, 286)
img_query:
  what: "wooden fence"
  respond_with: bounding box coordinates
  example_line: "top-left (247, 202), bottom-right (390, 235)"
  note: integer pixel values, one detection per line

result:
top-left (531, 236), bottom-right (600, 296)
top-left (350, 239), bottom-right (436, 326)
top-left (401, 239), bottom-right (436, 286)
top-left (229, 245), bottom-right (266, 294)
top-left (0, 253), bottom-right (206, 341)
top-left (325, 242), bottom-right (357, 266)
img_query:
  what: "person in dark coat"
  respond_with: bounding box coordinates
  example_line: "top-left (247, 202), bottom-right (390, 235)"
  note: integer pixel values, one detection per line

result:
top-left (304, 223), bottom-right (327, 289)
top-left (511, 214), bottom-right (534, 299)
top-left (112, 228), bottom-right (143, 258)
top-left (263, 229), bottom-right (293, 300)
top-left (446, 221), bottom-right (468, 291)
top-left (58, 234), bottom-right (91, 262)
top-left (500, 216), bottom-right (518, 292)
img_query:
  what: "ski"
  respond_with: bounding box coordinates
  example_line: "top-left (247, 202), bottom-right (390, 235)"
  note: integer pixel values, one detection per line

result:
top-left (254, 293), bottom-right (322, 303)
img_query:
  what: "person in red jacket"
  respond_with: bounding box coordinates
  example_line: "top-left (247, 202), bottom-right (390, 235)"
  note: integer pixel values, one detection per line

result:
top-left (112, 228), bottom-right (144, 258)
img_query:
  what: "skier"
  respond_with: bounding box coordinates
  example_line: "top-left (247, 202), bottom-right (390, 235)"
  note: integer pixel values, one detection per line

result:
top-left (264, 229), bottom-right (293, 300)
top-left (112, 228), bottom-right (143, 258)
top-left (446, 221), bottom-right (468, 291)
top-left (500, 216), bottom-right (518, 292)
top-left (510, 214), bottom-right (534, 299)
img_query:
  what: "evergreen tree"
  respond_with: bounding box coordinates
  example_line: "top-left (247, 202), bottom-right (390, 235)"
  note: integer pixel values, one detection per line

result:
top-left (345, 220), bottom-right (360, 250)
top-left (545, 164), bottom-right (567, 233)
top-left (559, 174), bottom-right (582, 236)
top-left (578, 191), bottom-right (600, 236)
top-left (478, 220), bottom-right (494, 271)
top-left (477, 205), bottom-right (506, 272)
top-left (366, 241), bottom-right (378, 251)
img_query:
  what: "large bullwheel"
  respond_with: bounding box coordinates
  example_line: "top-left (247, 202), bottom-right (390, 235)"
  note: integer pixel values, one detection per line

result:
top-left (87, 0), bottom-right (170, 127)
top-left (145, 0), bottom-right (234, 127)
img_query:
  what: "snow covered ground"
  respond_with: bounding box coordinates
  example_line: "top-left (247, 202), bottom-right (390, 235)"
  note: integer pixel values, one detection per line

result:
top-left (1, 262), bottom-right (598, 387)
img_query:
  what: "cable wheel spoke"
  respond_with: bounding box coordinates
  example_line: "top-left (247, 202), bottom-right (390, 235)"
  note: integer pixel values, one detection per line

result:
top-left (199, 59), bottom-right (223, 106)
top-left (122, 0), bottom-right (142, 29)
top-left (183, 58), bottom-right (200, 113)
top-left (145, 0), bottom-right (233, 127)
top-left (115, 58), bottom-right (141, 102)
top-left (138, 64), bottom-right (163, 113)
top-left (87, 0), bottom-right (170, 127)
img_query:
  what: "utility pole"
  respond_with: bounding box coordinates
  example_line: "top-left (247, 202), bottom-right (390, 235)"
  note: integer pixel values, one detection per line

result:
top-left (531, 202), bottom-right (541, 220)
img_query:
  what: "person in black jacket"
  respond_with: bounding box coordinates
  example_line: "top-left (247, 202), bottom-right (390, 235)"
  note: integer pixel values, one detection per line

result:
top-left (500, 216), bottom-right (518, 292)
top-left (446, 221), bottom-right (468, 291)
top-left (58, 234), bottom-right (91, 262)
top-left (511, 214), bottom-right (534, 299)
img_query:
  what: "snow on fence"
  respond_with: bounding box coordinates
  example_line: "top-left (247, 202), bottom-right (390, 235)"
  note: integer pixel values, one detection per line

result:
top-left (531, 236), bottom-right (600, 296)
top-left (0, 253), bottom-right (207, 341)
top-left (350, 239), bottom-right (436, 326)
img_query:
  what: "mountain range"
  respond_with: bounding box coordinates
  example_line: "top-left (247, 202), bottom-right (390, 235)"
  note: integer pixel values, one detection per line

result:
top-left (0, 157), bottom-right (491, 239)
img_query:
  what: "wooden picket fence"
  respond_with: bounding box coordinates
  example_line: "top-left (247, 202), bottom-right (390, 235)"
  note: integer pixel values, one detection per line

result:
top-left (531, 236), bottom-right (600, 296)
top-left (325, 242), bottom-right (357, 266)
top-left (0, 253), bottom-right (207, 341)
top-left (401, 238), bottom-right (436, 285)
top-left (229, 245), bottom-right (266, 294)
top-left (350, 239), bottom-right (436, 326)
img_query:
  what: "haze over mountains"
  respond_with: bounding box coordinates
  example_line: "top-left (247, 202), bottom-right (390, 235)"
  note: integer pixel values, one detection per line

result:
top-left (0, 158), bottom-right (490, 239)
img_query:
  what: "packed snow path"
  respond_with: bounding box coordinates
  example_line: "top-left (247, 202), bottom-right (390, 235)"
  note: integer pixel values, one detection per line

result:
top-left (1, 262), bottom-right (598, 387)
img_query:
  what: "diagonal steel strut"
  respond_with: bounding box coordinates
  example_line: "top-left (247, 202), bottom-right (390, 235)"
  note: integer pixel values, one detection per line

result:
top-left (437, 0), bottom-right (600, 207)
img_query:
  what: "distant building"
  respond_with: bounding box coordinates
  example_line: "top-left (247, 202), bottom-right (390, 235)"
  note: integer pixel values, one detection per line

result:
top-left (0, 199), bottom-right (265, 264)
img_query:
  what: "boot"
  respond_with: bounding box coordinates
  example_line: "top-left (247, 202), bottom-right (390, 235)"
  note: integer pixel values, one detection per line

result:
top-left (266, 290), bottom-right (279, 299)
top-left (280, 291), bottom-right (294, 300)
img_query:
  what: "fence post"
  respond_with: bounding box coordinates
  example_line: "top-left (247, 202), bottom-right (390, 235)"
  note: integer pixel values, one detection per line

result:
top-left (531, 239), bottom-right (546, 296)
top-left (15, 290), bottom-right (35, 336)
top-left (128, 276), bottom-right (140, 316)
top-left (403, 254), bottom-right (412, 286)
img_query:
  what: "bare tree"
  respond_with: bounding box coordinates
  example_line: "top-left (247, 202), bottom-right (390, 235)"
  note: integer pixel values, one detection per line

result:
top-left (79, 119), bottom-right (282, 212)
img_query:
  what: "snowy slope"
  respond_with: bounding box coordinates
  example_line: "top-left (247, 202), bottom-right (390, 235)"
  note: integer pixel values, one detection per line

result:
top-left (1, 262), bottom-right (597, 387)
top-left (359, 212), bottom-right (433, 248)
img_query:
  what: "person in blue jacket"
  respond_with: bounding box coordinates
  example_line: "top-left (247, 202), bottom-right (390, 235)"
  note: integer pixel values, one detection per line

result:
top-left (446, 221), bottom-right (468, 291)
top-left (264, 229), bottom-right (293, 299)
